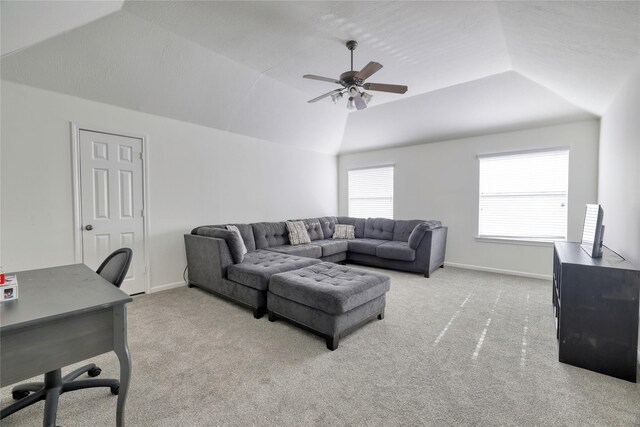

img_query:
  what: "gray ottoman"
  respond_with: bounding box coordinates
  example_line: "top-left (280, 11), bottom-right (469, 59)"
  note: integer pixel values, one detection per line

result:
top-left (267, 262), bottom-right (390, 350)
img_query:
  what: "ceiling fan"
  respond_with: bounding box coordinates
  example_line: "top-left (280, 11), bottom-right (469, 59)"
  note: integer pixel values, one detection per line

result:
top-left (303, 40), bottom-right (408, 110)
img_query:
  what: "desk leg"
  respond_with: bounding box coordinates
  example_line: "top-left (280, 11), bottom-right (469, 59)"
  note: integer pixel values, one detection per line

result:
top-left (113, 304), bottom-right (131, 427)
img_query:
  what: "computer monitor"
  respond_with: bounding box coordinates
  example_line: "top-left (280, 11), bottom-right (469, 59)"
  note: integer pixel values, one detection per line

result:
top-left (580, 204), bottom-right (604, 258)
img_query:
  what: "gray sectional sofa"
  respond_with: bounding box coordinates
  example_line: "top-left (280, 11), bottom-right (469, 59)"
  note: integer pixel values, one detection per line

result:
top-left (184, 216), bottom-right (447, 319)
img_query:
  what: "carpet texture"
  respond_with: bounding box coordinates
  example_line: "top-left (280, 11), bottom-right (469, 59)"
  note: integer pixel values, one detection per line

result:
top-left (2, 266), bottom-right (639, 426)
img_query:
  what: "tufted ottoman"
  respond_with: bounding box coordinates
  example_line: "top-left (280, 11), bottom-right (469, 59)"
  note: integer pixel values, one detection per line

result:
top-left (267, 262), bottom-right (390, 350)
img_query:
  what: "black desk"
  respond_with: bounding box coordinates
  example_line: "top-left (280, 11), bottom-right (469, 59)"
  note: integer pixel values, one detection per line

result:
top-left (553, 242), bottom-right (640, 382)
top-left (0, 264), bottom-right (132, 426)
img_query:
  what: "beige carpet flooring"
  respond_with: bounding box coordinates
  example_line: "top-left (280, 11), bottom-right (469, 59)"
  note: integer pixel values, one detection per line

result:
top-left (2, 266), bottom-right (639, 426)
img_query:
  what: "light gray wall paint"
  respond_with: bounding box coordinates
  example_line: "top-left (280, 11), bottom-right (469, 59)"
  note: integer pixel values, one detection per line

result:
top-left (598, 67), bottom-right (640, 269)
top-left (598, 66), bottom-right (640, 360)
top-left (0, 81), bottom-right (338, 291)
top-left (338, 121), bottom-right (600, 278)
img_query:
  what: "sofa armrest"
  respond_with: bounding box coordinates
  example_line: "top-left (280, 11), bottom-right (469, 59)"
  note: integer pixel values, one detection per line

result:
top-left (414, 226), bottom-right (448, 277)
top-left (184, 234), bottom-right (234, 290)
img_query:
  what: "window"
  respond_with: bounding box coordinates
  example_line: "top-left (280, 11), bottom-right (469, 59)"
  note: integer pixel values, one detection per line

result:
top-left (348, 166), bottom-right (394, 218)
top-left (478, 148), bottom-right (569, 241)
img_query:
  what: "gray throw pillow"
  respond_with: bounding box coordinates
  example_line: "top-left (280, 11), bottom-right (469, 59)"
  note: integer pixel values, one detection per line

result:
top-left (197, 227), bottom-right (245, 263)
top-left (408, 223), bottom-right (429, 249)
top-left (226, 225), bottom-right (248, 256)
top-left (408, 221), bottom-right (441, 249)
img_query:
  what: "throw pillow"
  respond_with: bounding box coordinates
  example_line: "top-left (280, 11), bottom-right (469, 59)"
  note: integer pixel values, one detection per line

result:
top-left (408, 221), bottom-right (441, 249)
top-left (197, 227), bottom-right (245, 264)
top-left (332, 224), bottom-right (355, 239)
top-left (286, 221), bottom-right (311, 246)
top-left (226, 225), bottom-right (248, 257)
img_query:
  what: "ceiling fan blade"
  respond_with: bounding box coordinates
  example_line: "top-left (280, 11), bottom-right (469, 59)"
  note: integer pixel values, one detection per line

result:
top-left (308, 89), bottom-right (342, 103)
top-left (353, 94), bottom-right (367, 110)
top-left (354, 61), bottom-right (383, 81)
top-left (363, 83), bottom-right (408, 94)
top-left (303, 74), bottom-right (342, 84)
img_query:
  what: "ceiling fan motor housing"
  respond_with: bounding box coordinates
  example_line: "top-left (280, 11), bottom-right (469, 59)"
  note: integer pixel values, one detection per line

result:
top-left (340, 71), bottom-right (363, 87)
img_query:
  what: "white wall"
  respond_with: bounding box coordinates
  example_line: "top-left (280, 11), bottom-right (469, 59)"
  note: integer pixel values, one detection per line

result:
top-left (339, 121), bottom-right (600, 278)
top-left (598, 67), bottom-right (640, 268)
top-left (1, 81), bottom-right (337, 291)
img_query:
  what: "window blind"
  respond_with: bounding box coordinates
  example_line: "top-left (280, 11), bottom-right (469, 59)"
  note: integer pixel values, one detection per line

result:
top-left (478, 148), bottom-right (569, 240)
top-left (348, 166), bottom-right (394, 219)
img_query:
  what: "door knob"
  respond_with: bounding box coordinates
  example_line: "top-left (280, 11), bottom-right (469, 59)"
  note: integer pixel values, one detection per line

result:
top-left (85, 225), bottom-right (94, 231)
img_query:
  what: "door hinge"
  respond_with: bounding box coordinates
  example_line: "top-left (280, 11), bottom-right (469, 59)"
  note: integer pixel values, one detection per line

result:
top-left (141, 209), bottom-right (145, 218)
top-left (139, 152), bottom-right (143, 160)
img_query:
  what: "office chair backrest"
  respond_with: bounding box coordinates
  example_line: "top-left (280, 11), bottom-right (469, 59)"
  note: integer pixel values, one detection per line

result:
top-left (96, 248), bottom-right (133, 288)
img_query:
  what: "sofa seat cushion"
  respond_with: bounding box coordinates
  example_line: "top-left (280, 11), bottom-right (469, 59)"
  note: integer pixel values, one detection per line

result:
top-left (376, 241), bottom-right (416, 262)
top-left (347, 238), bottom-right (388, 256)
top-left (311, 239), bottom-right (349, 257)
top-left (269, 263), bottom-right (390, 314)
top-left (265, 244), bottom-right (322, 259)
top-left (227, 250), bottom-right (321, 291)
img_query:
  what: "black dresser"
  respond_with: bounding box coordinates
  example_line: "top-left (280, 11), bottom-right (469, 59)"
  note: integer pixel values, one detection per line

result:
top-left (553, 242), bottom-right (640, 382)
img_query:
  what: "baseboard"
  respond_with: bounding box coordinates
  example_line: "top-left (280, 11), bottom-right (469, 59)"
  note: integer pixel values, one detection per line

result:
top-left (444, 262), bottom-right (552, 281)
top-left (149, 281), bottom-right (187, 293)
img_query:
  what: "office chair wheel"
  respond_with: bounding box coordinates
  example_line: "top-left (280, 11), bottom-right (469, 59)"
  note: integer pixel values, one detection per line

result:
top-left (110, 386), bottom-right (119, 395)
top-left (88, 367), bottom-right (102, 377)
top-left (12, 390), bottom-right (30, 400)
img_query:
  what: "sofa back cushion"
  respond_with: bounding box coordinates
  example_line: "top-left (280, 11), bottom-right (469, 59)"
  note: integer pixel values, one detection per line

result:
top-left (336, 217), bottom-right (366, 238)
top-left (364, 218), bottom-right (395, 240)
top-left (289, 218), bottom-right (325, 241)
top-left (318, 216), bottom-right (337, 239)
top-left (393, 219), bottom-right (424, 242)
top-left (252, 222), bottom-right (290, 249)
top-left (192, 224), bottom-right (256, 252)
top-left (305, 219), bottom-right (325, 240)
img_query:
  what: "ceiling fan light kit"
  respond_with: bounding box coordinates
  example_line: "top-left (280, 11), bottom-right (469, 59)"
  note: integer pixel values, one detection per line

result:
top-left (303, 40), bottom-right (408, 111)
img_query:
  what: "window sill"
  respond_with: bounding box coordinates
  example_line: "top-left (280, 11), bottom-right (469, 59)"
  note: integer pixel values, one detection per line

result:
top-left (475, 237), bottom-right (564, 247)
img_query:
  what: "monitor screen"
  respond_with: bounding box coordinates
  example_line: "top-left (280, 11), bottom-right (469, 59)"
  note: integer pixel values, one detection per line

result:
top-left (581, 204), bottom-right (604, 258)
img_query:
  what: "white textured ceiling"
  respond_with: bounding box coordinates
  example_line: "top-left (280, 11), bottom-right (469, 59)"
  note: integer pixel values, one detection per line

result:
top-left (1, 1), bottom-right (639, 154)
top-left (0, 1), bottom-right (124, 56)
top-left (340, 71), bottom-right (595, 153)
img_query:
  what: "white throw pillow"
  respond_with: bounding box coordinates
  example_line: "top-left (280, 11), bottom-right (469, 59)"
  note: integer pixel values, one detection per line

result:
top-left (333, 224), bottom-right (355, 239)
top-left (286, 221), bottom-right (311, 246)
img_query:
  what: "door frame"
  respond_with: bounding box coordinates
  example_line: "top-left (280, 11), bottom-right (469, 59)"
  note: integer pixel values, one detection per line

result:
top-left (70, 122), bottom-right (151, 294)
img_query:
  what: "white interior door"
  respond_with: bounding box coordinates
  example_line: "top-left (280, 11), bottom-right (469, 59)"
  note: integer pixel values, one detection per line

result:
top-left (79, 130), bottom-right (146, 294)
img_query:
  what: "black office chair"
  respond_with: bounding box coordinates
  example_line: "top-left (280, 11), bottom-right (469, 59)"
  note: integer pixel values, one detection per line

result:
top-left (6, 248), bottom-right (133, 419)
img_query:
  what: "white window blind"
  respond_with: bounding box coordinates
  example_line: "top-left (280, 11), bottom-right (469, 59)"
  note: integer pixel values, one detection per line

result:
top-left (478, 148), bottom-right (569, 240)
top-left (348, 166), bottom-right (394, 219)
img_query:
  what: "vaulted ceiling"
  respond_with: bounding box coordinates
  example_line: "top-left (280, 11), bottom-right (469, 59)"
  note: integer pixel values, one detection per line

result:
top-left (2, 1), bottom-right (639, 154)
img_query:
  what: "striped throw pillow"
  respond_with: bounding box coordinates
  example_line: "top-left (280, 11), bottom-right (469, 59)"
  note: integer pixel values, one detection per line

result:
top-left (286, 221), bottom-right (311, 246)
top-left (333, 224), bottom-right (355, 239)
